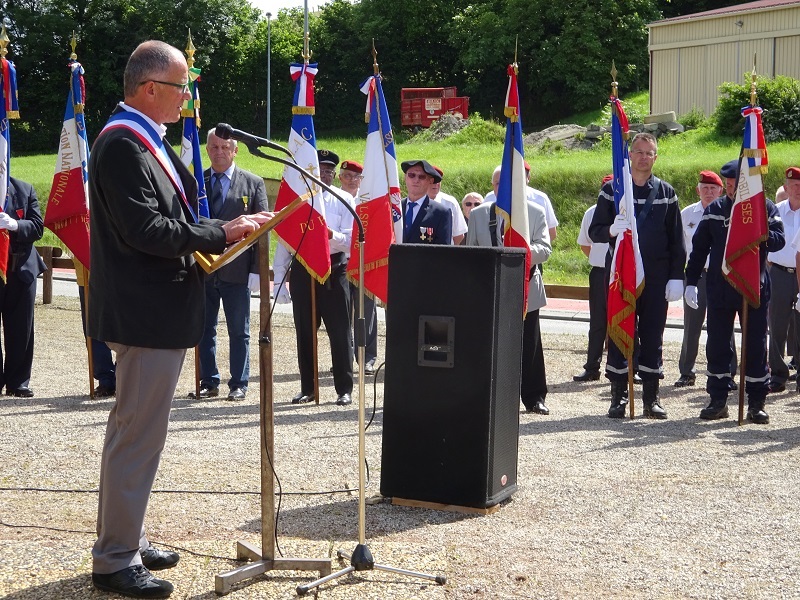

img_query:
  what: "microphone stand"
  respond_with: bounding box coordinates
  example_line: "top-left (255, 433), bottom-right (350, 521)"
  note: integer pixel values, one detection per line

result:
top-left (219, 139), bottom-right (445, 595)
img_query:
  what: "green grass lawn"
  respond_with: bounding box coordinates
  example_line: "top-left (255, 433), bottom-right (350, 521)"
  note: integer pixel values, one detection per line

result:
top-left (23, 95), bottom-right (799, 287)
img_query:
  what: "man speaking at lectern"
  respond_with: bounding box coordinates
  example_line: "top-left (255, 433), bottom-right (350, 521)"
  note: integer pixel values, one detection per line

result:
top-left (87, 40), bottom-right (271, 598)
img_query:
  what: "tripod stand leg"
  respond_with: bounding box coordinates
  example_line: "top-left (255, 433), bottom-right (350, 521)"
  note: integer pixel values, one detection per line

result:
top-left (373, 562), bottom-right (447, 584)
top-left (296, 565), bottom-right (355, 596)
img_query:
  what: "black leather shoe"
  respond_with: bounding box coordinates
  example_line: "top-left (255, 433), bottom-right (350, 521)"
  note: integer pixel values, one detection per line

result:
top-left (188, 385), bottom-right (218, 399)
top-left (768, 380), bottom-right (786, 394)
top-left (363, 361), bottom-right (376, 376)
top-left (673, 374), bottom-right (696, 387)
top-left (643, 401), bottom-right (668, 419)
top-left (699, 401), bottom-right (729, 420)
top-left (227, 388), bottom-right (246, 401)
top-left (573, 370), bottom-right (600, 382)
top-left (92, 565), bottom-right (173, 598)
top-left (335, 393), bottom-right (352, 406)
top-left (633, 373), bottom-right (643, 385)
top-left (608, 401), bottom-right (628, 418)
top-left (7, 386), bottom-right (34, 397)
top-left (747, 407), bottom-right (770, 424)
top-left (140, 545), bottom-right (180, 571)
top-left (94, 385), bottom-right (116, 398)
top-left (291, 391), bottom-right (314, 404)
top-left (527, 400), bottom-right (550, 415)
top-left (729, 380), bottom-right (738, 391)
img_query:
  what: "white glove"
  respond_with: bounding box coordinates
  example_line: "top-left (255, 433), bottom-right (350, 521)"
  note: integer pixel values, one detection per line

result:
top-left (684, 285), bottom-right (699, 310)
top-left (247, 273), bottom-right (260, 294)
top-left (665, 279), bottom-right (684, 302)
top-left (609, 214), bottom-right (629, 237)
top-left (0, 213), bottom-right (18, 231)
top-left (795, 292), bottom-right (800, 314)
top-left (274, 283), bottom-right (291, 304)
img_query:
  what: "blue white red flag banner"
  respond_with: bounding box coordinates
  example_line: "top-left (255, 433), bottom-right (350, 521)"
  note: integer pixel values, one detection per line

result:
top-left (607, 96), bottom-right (644, 359)
top-left (274, 63), bottom-right (331, 282)
top-left (44, 60), bottom-right (91, 269)
top-left (0, 55), bottom-right (20, 281)
top-left (723, 105), bottom-right (769, 308)
top-left (496, 63), bottom-right (531, 312)
top-left (180, 66), bottom-right (209, 219)
top-left (346, 73), bottom-right (401, 303)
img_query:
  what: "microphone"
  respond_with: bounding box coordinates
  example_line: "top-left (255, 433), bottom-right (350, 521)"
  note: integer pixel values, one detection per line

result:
top-left (214, 123), bottom-right (288, 155)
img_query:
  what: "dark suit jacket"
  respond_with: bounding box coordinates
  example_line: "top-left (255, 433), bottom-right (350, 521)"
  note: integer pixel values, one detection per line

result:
top-left (5, 177), bottom-right (46, 285)
top-left (401, 196), bottom-right (452, 244)
top-left (88, 110), bottom-right (228, 349)
top-left (203, 166), bottom-right (268, 284)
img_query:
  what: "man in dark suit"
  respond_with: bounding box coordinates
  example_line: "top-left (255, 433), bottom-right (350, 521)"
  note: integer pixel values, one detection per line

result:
top-left (0, 178), bottom-right (46, 397)
top-left (191, 129), bottom-right (268, 401)
top-left (88, 40), bottom-right (271, 598)
top-left (400, 160), bottom-right (452, 245)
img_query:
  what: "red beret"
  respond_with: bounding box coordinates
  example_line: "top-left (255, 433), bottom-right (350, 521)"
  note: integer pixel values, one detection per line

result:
top-left (432, 165), bottom-right (444, 177)
top-left (340, 160), bottom-right (363, 174)
top-left (699, 170), bottom-right (722, 187)
top-left (602, 174), bottom-right (613, 184)
top-left (524, 160), bottom-right (531, 172)
top-left (786, 167), bottom-right (800, 179)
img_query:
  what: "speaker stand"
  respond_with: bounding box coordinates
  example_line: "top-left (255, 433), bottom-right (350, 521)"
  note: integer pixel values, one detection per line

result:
top-left (215, 238), bottom-right (331, 595)
top-left (296, 255), bottom-right (446, 595)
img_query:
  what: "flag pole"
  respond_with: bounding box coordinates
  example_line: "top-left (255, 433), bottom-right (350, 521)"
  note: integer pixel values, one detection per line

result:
top-left (184, 31), bottom-right (203, 402)
top-left (610, 62), bottom-right (636, 419)
top-left (737, 57), bottom-right (759, 426)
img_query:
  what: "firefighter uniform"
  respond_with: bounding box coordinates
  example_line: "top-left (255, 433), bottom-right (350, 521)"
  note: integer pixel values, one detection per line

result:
top-left (685, 192), bottom-right (784, 420)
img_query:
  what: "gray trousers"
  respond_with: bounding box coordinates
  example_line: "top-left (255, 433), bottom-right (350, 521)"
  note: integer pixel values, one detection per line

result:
top-left (92, 344), bottom-right (186, 574)
top-left (767, 265), bottom-right (799, 383)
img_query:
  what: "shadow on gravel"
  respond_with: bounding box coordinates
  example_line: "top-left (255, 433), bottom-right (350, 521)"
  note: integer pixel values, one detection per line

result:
top-left (1, 575), bottom-right (100, 599)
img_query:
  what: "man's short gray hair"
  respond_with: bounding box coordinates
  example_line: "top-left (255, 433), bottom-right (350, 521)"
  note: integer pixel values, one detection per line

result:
top-left (123, 40), bottom-right (184, 98)
top-left (631, 131), bottom-right (658, 151)
top-left (207, 127), bottom-right (237, 148)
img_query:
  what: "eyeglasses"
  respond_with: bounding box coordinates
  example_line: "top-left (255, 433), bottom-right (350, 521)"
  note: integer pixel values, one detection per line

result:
top-left (406, 172), bottom-right (430, 180)
top-left (631, 149), bottom-right (657, 158)
top-left (320, 168), bottom-right (336, 176)
top-left (147, 80), bottom-right (190, 92)
top-left (339, 172), bottom-right (363, 181)
top-left (464, 201), bottom-right (482, 207)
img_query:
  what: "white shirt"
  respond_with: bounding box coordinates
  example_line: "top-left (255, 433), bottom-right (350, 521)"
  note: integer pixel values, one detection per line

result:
top-left (681, 201), bottom-right (709, 269)
top-left (577, 205), bottom-right (608, 268)
top-left (485, 188), bottom-right (558, 231)
top-left (432, 191), bottom-right (468, 241)
top-left (770, 199), bottom-right (800, 267)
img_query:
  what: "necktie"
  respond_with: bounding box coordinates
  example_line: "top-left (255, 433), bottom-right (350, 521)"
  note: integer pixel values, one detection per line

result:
top-left (210, 173), bottom-right (224, 218)
top-left (405, 202), bottom-right (416, 235)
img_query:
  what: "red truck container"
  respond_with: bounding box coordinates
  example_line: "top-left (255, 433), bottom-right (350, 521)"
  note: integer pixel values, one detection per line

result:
top-left (400, 87), bottom-right (470, 128)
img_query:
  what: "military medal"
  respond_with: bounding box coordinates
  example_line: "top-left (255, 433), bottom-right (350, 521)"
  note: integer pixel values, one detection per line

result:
top-left (242, 195), bottom-right (249, 210)
top-left (420, 227), bottom-right (433, 242)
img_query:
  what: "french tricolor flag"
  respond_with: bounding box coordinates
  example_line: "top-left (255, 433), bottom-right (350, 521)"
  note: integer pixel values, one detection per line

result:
top-left (44, 59), bottom-right (91, 269)
top-left (495, 63), bottom-right (531, 312)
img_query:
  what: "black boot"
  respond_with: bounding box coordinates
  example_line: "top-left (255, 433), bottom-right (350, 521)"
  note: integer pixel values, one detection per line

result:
top-left (699, 397), bottom-right (729, 420)
top-left (747, 398), bottom-right (770, 424)
top-left (608, 380), bottom-right (628, 418)
top-left (642, 379), bottom-right (667, 419)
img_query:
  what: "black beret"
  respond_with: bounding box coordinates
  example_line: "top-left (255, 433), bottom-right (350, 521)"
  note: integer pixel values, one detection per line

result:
top-left (400, 159), bottom-right (442, 183)
top-left (317, 149), bottom-right (340, 166)
top-left (720, 159), bottom-right (739, 180)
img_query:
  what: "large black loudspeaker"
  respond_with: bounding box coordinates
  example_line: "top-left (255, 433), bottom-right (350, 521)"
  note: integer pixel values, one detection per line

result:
top-left (380, 244), bottom-right (525, 508)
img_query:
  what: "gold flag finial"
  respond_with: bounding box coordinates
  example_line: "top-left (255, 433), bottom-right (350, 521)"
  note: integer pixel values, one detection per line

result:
top-left (610, 60), bottom-right (618, 98)
top-left (749, 53), bottom-right (758, 107)
top-left (185, 29), bottom-right (196, 69)
top-left (70, 31), bottom-right (78, 60)
top-left (0, 25), bottom-right (9, 59)
top-left (372, 39), bottom-right (379, 75)
top-left (302, 31), bottom-right (312, 63)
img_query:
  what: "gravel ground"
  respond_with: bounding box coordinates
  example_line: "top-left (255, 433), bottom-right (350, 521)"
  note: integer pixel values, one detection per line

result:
top-left (2, 295), bottom-right (800, 599)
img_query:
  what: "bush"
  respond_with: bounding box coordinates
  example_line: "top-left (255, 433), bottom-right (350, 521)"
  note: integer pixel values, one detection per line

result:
top-left (407, 113), bottom-right (505, 146)
top-left (714, 75), bottom-right (800, 141)
top-left (678, 106), bottom-right (707, 130)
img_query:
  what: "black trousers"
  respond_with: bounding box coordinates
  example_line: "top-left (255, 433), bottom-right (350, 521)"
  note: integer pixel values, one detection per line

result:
top-left (521, 309), bottom-right (547, 408)
top-left (584, 266), bottom-right (607, 372)
top-left (290, 252), bottom-right (353, 396)
top-left (349, 282), bottom-right (378, 364)
top-left (0, 274), bottom-right (37, 391)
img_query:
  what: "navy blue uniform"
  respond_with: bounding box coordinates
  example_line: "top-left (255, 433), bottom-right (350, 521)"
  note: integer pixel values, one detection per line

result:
top-left (590, 175), bottom-right (685, 382)
top-left (685, 195), bottom-right (784, 402)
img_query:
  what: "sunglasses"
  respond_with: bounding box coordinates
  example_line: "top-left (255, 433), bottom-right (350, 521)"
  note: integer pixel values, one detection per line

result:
top-left (405, 172), bottom-right (430, 180)
top-left (464, 201), bottom-right (482, 207)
